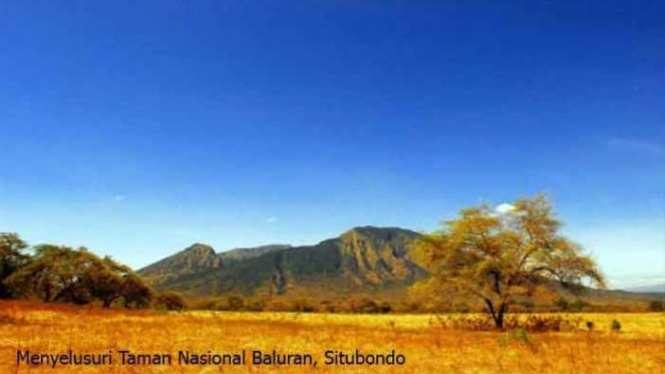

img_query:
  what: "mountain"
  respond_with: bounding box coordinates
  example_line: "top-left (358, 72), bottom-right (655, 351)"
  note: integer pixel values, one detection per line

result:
top-left (138, 226), bottom-right (663, 309)
top-left (219, 244), bottom-right (291, 262)
top-left (625, 283), bottom-right (665, 294)
top-left (138, 226), bottom-right (426, 298)
top-left (139, 243), bottom-right (288, 287)
top-left (139, 243), bottom-right (222, 286)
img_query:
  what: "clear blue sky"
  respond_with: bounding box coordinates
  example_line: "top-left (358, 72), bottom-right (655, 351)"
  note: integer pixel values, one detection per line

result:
top-left (0, 1), bottom-right (663, 288)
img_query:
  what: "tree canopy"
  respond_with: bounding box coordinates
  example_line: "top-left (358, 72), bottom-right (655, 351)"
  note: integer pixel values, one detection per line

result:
top-left (1, 235), bottom-right (154, 309)
top-left (415, 195), bottom-right (605, 328)
top-left (0, 233), bottom-right (30, 298)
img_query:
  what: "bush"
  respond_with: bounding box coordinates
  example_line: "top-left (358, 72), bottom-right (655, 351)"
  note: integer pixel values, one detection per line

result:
top-left (154, 292), bottom-right (187, 311)
top-left (318, 300), bottom-right (339, 313)
top-left (348, 298), bottom-right (380, 313)
top-left (436, 314), bottom-right (579, 332)
top-left (554, 297), bottom-right (570, 311)
top-left (290, 299), bottom-right (315, 313)
top-left (213, 300), bottom-right (230, 311)
top-left (611, 319), bottom-right (621, 332)
top-left (346, 298), bottom-right (392, 314)
top-left (227, 296), bottom-right (244, 311)
top-left (188, 297), bottom-right (218, 310)
top-left (264, 300), bottom-right (290, 312)
top-left (378, 301), bottom-right (392, 314)
top-left (647, 300), bottom-right (664, 312)
top-left (570, 299), bottom-right (590, 312)
top-left (246, 299), bottom-right (265, 312)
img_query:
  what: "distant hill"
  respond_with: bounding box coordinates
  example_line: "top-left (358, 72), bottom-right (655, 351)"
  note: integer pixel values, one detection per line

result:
top-left (138, 226), bottom-right (426, 298)
top-left (138, 226), bottom-right (662, 308)
top-left (139, 243), bottom-right (289, 287)
top-left (139, 243), bottom-right (222, 286)
top-left (625, 283), bottom-right (665, 294)
top-left (219, 244), bottom-right (291, 262)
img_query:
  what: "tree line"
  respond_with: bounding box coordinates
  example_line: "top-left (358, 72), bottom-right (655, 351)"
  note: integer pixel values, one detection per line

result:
top-left (0, 233), bottom-right (184, 310)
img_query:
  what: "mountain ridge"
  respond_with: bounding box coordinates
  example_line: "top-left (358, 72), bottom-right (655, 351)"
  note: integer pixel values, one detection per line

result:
top-left (138, 226), bottom-right (426, 297)
top-left (138, 226), bottom-right (664, 307)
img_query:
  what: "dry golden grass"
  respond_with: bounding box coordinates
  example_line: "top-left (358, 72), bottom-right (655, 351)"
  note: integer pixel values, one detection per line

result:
top-left (1, 301), bottom-right (664, 374)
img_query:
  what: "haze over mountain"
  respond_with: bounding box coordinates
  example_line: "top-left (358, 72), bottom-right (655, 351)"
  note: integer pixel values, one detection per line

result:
top-left (626, 284), bottom-right (665, 294)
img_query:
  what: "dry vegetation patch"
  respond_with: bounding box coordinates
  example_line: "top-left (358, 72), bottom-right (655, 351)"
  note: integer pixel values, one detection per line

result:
top-left (1, 301), bottom-right (663, 374)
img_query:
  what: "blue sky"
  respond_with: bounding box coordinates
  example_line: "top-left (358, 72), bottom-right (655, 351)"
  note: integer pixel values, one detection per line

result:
top-left (0, 1), bottom-right (663, 288)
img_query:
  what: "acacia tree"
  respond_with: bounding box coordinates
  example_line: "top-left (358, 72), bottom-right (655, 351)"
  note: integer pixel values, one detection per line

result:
top-left (5, 245), bottom-right (153, 308)
top-left (6, 245), bottom-right (98, 303)
top-left (416, 195), bottom-right (605, 329)
top-left (155, 291), bottom-right (187, 311)
top-left (120, 274), bottom-right (154, 309)
top-left (83, 256), bottom-right (133, 308)
top-left (0, 233), bottom-right (31, 298)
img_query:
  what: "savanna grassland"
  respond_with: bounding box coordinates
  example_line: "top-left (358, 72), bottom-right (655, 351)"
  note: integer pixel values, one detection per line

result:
top-left (1, 301), bottom-right (663, 374)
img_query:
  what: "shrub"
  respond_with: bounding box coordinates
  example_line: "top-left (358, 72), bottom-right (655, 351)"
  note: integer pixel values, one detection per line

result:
top-left (213, 299), bottom-right (230, 311)
top-left (154, 292), bottom-right (186, 311)
top-left (188, 297), bottom-right (218, 310)
top-left (264, 300), bottom-right (290, 312)
top-left (554, 297), bottom-right (570, 311)
top-left (436, 314), bottom-right (577, 332)
top-left (611, 319), bottom-right (621, 332)
top-left (570, 299), bottom-right (590, 312)
top-left (227, 296), bottom-right (244, 311)
top-left (290, 299), bottom-right (315, 313)
top-left (348, 298), bottom-right (381, 313)
top-left (246, 299), bottom-right (265, 312)
top-left (378, 301), bottom-right (392, 314)
top-left (318, 300), bottom-right (338, 313)
top-left (647, 300), bottom-right (664, 312)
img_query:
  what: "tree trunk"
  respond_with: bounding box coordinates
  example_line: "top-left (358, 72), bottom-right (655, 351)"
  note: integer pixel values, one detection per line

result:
top-left (43, 284), bottom-right (52, 302)
top-left (485, 300), bottom-right (506, 330)
top-left (495, 303), bottom-right (508, 329)
top-left (495, 307), bottom-right (505, 329)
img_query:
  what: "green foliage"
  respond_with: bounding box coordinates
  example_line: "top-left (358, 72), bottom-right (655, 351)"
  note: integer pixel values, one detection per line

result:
top-left (0, 233), bottom-right (30, 298)
top-left (6, 245), bottom-right (100, 303)
top-left (155, 292), bottom-right (186, 311)
top-left (121, 274), bottom-right (154, 309)
top-left (139, 227), bottom-right (424, 300)
top-left (2, 238), bottom-right (154, 309)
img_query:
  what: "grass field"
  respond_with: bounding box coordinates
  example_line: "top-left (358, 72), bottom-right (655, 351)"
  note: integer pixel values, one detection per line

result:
top-left (1, 301), bottom-right (663, 374)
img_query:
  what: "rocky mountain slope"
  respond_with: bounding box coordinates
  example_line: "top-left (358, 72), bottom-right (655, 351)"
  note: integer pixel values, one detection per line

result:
top-left (138, 226), bottom-right (426, 297)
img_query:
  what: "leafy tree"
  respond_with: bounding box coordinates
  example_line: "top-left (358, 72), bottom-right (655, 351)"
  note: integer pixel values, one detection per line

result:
top-left (415, 195), bottom-right (605, 329)
top-left (84, 256), bottom-right (132, 308)
top-left (120, 274), bottom-right (154, 309)
top-left (0, 233), bottom-right (30, 298)
top-left (5, 245), bottom-right (95, 302)
top-left (5, 244), bottom-right (153, 308)
top-left (155, 291), bottom-right (187, 311)
top-left (647, 300), bottom-right (664, 312)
